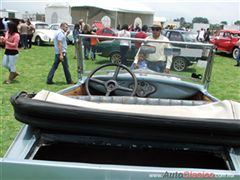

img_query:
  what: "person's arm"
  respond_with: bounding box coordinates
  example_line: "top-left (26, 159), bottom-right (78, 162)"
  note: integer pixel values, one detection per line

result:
top-left (32, 25), bottom-right (35, 33)
top-left (58, 40), bottom-right (64, 61)
top-left (128, 31), bottom-right (131, 50)
top-left (164, 43), bottom-right (173, 74)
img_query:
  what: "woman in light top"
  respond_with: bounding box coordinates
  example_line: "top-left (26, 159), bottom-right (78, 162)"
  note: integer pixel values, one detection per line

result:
top-left (117, 24), bottom-right (131, 65)
top-left (1, 21), bottom-right (20, 84)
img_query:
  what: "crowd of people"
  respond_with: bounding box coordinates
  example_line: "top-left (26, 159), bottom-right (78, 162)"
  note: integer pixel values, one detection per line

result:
top-left (196, 28), bottom-right (211, 43)
top-left (1, 17), bottom-right (239, 85)
top-left (0, 18), bottom-right (36, 84)
top-left (17, 19), bottom-right (35, 49)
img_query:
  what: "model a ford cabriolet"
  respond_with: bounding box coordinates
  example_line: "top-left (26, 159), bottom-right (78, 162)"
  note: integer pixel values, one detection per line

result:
top-left (1, 35), bottom-right (240, 179)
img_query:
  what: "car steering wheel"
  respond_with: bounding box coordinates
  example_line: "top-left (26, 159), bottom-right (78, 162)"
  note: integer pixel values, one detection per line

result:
top-left (85, 63), bottom-right (138, 96)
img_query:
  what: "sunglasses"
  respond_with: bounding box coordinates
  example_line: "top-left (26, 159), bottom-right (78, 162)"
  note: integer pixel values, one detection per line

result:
top-left (152, 28), bottom-right (161, 31)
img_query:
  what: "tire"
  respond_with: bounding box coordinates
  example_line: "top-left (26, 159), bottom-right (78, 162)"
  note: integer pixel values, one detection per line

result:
top-left (232, 47), bottom-right (239, 59)
top-left (35, 36), bottom-right (42, 46)
top-left (110, 52), bottom-right (121, 64)
top-left (172, 57), bottom-right (187, 72)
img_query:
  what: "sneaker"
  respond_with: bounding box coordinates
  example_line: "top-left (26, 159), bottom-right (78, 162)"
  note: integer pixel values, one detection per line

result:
top-left (67, 81), bottom-right (75, 84)
top-left (12, 72), bottom-right (19, 80)
top-left (3, 80), bottom-right (11, 84)
top-left (47, 81), bottom-right (55, 85)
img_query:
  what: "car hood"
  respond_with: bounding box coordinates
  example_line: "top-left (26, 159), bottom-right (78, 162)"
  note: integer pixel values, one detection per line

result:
top-left (36, 29), bottom-right (56, 38)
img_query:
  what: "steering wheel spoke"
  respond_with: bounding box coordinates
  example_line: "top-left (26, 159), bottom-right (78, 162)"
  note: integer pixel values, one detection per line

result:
top-left (117, 86), bottom-right (134, 92)
top-left (113, 66), bottom-right (121, 80)
top-left (106, 89), bottom-right (112, 96)
top-left (89, 77), bottom-right (105, 85)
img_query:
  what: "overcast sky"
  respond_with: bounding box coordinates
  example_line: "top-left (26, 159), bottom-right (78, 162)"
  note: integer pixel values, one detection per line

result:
top-left (1, 0), bottom-right (240, 24)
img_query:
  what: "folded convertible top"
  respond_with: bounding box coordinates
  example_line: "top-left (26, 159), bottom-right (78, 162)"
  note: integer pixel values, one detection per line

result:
top-left (34, 90), bottom-right (240, 120)
top-left (11, 90), bottom-right (240, 146)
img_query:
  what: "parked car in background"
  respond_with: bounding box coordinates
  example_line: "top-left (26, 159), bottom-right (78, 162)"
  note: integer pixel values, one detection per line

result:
top-left (164, 30), bottom-right (207, 72)
top-left (49, 23), bottom-right (74, 44)
top-left (96, 27), bottom-right (117, 41)
top-left (31, 21), bottom-right (55, 46)
top-left (96, 32), bottom-right (145, 63)
top-left (0, 17), bottom-right (21, 36)
top-left (209, 29), bottom-right (240, 59)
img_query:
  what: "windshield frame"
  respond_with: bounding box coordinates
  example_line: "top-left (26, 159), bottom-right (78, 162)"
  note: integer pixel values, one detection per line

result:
top-left (77, 34), bottom-right (214, 89)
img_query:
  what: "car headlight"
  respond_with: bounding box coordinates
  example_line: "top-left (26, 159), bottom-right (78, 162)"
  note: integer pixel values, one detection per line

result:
top-left (43, 35), bottom-right (49, 40)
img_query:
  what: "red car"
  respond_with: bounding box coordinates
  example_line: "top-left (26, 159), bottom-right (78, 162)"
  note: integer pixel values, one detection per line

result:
top-left (96, 27), bottom-right (117, 41)
top-left (210, 29), bottom-right (240, 59)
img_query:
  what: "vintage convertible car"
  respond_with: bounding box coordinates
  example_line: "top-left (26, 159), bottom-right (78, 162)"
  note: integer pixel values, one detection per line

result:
top-left (1, 35), bottom-right (240, 179)
top-left (31, 21), bottom-right (55, 46)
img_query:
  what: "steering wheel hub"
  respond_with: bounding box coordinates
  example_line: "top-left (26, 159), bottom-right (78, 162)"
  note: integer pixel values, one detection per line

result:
top-left (106, 80), bottom-right (117, 91)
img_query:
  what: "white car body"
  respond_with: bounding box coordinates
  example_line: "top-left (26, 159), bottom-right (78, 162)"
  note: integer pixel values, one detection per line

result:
top-left (31, 21), bottom-right (55, 46)
top-left (49, 23), bottom-right (74, 44)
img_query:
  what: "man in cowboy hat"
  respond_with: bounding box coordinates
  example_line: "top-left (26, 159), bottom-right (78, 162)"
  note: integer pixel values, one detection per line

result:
top-left (133, 23), bottom-right (172, 73)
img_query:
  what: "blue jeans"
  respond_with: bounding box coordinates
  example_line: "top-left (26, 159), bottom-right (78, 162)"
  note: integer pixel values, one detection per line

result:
top-left (47, 53), bottom-right (72, 83)
top-left (237, 48), bottom-right (240, 64)
top-left (83, 41), bottom-right (90, 59)
top-left (2, 54), bottom-right (18, 72)
top-left (91, 45), bottom-right (96, 59)
top-left (20, 34), bottom-right (28, 48)
top-left (146, 60), bottom-right (166, 73)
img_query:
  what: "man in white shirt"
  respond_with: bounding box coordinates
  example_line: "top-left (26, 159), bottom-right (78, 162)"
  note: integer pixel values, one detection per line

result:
top-left (46, 22), bottom-right (74, 84)
top-left (117, 24), bottom-right (131, 65)
top-left (198, 28), bottom-right (205, 42)
top-left (133, 23), bottom-right (172, 73)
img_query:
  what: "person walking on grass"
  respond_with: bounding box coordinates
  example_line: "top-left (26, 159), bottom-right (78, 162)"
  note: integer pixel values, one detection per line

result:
top-left (46, 22), bottom-right (74, 85)
top-left (235, 39), bottom-right (240, 67)
top-left (26, 19), bottom-right (35, 49)
top-left (1, 21), bottom-right (20, 84)
top-left (117, 24), bottom-right (131, 65)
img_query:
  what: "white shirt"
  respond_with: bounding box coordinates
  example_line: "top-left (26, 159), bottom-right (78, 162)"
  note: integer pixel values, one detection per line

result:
top-left (117, 30), bottom-right (131, 47)
top-left (145, 35), bottom-right (173, 69)
top-left (199, 30), bottom-right (205, 39)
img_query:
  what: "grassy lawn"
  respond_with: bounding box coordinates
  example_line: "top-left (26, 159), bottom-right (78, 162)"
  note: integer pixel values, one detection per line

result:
top-left (0, 45), bottom-right (240, 156)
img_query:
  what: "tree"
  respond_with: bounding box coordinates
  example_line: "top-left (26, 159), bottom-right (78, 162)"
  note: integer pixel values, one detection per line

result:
top-left (192, 17), bottom-right (209, 24)
top-left (173, 17), bottom-right (192, 28)
top-left (234, 20), bottom-right (240, 25)
top-left (179, 17), bottom-right (186, 27)
top-left (220, 21), bottom-right (228, 25)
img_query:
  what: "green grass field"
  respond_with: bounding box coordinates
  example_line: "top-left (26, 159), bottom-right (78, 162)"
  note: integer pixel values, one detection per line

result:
top-left (0, 45), bottom-right (240, 156)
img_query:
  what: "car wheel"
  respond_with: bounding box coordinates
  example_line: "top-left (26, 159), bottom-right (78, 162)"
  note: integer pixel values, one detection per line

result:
top-left (172, 57), bottom-right (187, 72)
top-left (110, 52), bottom-right (121, 64)
top-left (35, 36), bottom-right (42, 46)
top-left (232, 48), bottom-right (239, 59)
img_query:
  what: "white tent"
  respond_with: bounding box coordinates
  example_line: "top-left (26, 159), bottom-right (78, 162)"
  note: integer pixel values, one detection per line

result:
top-left (45, 0), bottom-right (154, 28)
top-left (45, 2), bottom-right (72, 24)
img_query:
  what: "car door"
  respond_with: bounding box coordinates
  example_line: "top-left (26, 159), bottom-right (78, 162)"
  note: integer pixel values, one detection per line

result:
top-left (217, 32), bottom-right (232, 52)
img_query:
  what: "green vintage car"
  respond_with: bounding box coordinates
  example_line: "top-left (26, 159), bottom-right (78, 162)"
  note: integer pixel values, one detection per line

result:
top-left (96, 32), bottom-right (138, 64)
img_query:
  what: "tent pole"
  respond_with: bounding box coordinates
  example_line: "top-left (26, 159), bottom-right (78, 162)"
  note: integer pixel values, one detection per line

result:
top-left (86, 8), bottom-right (89, 24)
top-left (115, 11), bottom-right (118, 29)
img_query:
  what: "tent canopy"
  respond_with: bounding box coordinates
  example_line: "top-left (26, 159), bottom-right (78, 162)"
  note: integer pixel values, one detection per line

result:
top-left (47, 0), bottom-right (154, 14)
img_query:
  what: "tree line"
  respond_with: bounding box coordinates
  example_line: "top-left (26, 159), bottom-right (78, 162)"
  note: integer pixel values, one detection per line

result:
top-left (173, 17), bottom-right (240, 30)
